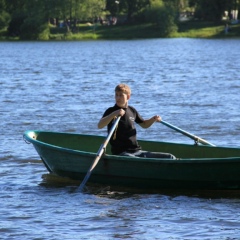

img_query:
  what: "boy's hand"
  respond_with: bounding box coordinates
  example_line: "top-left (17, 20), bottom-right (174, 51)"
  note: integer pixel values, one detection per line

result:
top-left (153, 115), bottom-right (161, 122)
top-left (118, 109), bottom-right (125, 116)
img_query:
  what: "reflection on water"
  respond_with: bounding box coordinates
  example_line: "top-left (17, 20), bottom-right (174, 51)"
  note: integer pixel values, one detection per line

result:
top-left (41, 173), bottom-right (240, 200)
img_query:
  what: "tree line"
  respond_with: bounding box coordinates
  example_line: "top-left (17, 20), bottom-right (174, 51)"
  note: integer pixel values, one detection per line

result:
top-left (0, 0), bottom-right (239, 40)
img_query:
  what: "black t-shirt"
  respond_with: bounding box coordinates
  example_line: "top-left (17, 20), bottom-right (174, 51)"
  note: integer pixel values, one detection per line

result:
top-left (102, 104), bottom-right (144, 155)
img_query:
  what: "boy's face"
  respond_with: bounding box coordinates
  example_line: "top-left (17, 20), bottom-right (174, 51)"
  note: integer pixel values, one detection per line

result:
top-left (115, 91), bottom-right (130, 108)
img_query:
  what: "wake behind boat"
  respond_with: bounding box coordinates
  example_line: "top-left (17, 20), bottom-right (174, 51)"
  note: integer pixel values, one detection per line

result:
top-left (23, 130), bottom-right (240, 190)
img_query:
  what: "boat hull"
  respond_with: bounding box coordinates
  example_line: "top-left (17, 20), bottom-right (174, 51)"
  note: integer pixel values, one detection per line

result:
top-left (24, 130), bottom-right (240, 190)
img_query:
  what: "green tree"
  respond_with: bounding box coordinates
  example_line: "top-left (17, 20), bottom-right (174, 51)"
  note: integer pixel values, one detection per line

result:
top-left (145, 1), bottom-right (178, 36)
top-left (106, 0), bottom-right (121, 16)
top-left (189, 0), bottom-right (239, 22)
top-left (6, 0), bottom-right (102, 39)
top-left (106, 0), bottom-right (151, 22)
top-left (0, 0), bottom-right (11, 30)
top-left (80, 0), bottom-right (106, 21)
top-left (0, 11), bottom-right (10, 30)
top-left (7, 0), bottom-right (60, 37)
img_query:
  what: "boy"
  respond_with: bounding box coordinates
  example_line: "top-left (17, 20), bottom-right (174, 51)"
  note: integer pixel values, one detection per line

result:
top-left (98, 83), bottom-right (176, 159)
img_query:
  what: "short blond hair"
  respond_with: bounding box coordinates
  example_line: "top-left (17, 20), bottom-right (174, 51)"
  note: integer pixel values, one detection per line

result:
top-left (115, 83), bottom-right (131, 95)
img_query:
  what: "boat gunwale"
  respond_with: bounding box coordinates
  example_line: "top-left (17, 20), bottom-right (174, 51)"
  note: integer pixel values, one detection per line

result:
top-left (23, 130), bottom-right (240, 163)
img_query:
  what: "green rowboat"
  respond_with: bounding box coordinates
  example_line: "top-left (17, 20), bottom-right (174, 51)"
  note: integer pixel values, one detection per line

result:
top-left (23, 130), bottom-right (240, 190)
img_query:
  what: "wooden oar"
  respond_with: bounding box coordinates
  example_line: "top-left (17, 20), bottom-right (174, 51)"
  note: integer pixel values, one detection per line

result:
top-left (78, 116), bottom-right (121, 191)
top-left (160, 120), bottom-right (215, 146)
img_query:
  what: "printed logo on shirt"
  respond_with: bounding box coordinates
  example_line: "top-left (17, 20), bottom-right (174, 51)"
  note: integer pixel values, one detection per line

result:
top-left (129, 117), bottom-right (135, 122)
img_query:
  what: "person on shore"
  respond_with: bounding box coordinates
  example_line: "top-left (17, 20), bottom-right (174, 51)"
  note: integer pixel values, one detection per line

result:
top-left (98, 83), bottom-right (176, 159)
top-left (224, 23), bottom-right (229, 34)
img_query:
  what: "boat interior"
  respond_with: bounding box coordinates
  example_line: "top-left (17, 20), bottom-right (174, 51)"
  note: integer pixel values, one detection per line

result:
top-left (24, 131), bottom-right (240, 159)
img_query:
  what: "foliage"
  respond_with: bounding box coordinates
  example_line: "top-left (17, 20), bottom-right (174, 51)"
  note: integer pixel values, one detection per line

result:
top-left (106, 0), bottom-right (151, 21)
top-left (189, 0), bottom-right (240, 22)
top-left (0, 10), bottom-right (10, 30)
top-left (1, 0), bottom-right (240, 40)
top-left (47, 0), bottom-right (107, 22)
top-left (20, 17), bottom-right (50, 40)
top-left (85, 0), bottom-right (106, 19)
top-left (144, 1), bottom-right (178, 37)
top-left (7, 11), bottom-right (27, 36)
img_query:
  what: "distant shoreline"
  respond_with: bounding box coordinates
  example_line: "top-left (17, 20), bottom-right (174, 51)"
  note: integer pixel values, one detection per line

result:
top-left (1, 21), bottom-right (240, 41)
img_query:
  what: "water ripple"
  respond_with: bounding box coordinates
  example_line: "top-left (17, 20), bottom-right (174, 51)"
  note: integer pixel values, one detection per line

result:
top-left (0, 39), bottom-right (240, 239)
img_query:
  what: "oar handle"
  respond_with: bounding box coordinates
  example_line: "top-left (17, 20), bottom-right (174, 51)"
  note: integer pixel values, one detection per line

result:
top-left (160, 120), bottom-right (215, 146)
top-left (79, 116), bottom-right (121, 191)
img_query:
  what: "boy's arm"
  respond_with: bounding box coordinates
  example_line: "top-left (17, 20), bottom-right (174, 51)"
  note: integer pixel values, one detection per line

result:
top-left (98, 109), bottom-right (125, 129)
top-left (139, 115), bottom-right (161, 129)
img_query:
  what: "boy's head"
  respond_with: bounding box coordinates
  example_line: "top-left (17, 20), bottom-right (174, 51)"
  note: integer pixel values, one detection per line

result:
top-left (115, 84), bottom-right (131, 107)
top-left (115, 84), bottom-right (131, 96)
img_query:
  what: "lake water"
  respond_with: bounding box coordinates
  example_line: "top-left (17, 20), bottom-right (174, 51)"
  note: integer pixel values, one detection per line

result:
top-left (1, 38), bottom-right (240, 239)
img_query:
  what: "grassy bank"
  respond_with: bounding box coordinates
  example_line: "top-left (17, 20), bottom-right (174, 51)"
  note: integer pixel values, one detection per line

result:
top-left (1, 21), bottom-right (240, 41)
top-left (50, 21), bottom-right (240, 40)
top-left (175, 21), bottom-right (240, 38)
top-left (49, 21), bottom-right (240, 40)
